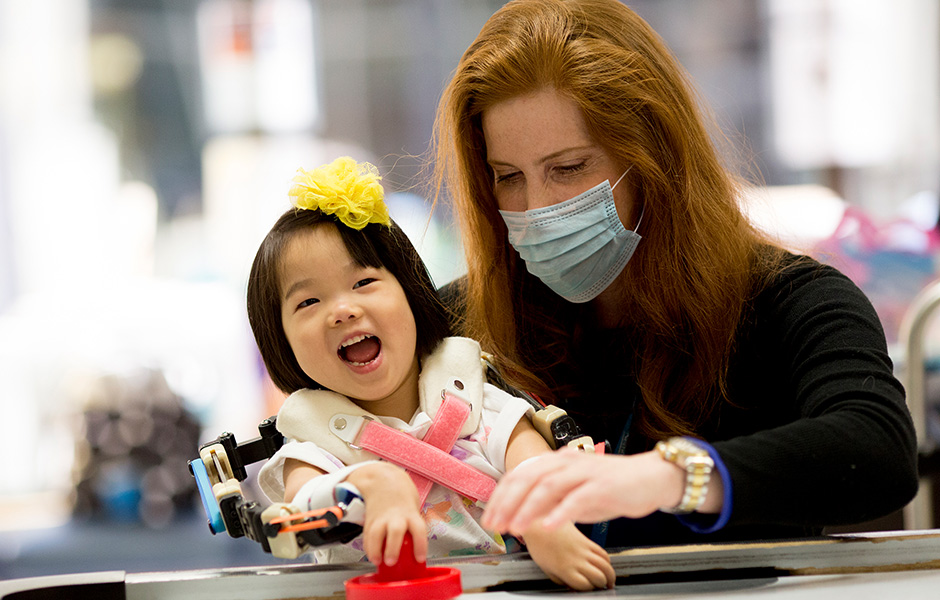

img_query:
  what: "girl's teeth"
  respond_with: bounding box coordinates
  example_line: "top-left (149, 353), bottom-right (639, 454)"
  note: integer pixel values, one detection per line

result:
top-left (340, 334), bottom-right (372, 349)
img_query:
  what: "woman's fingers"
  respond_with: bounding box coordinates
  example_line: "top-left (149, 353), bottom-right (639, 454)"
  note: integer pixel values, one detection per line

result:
top-left (482, 464), bottom-right (541, 529)
top-left (541, 477), bottom-right (605, 530)
top-left (506, 452), bottom-right (602, 534)
top-left (484, 449), bottom-right (583, 531)
top-left (491, 450), bottom-right (672, 534)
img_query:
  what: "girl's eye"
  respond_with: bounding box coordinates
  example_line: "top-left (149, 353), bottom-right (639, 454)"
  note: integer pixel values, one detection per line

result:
top-left (353, 278), bottom-right (376, 289)
top-left (494, 171), bottom-right (521, 185)
top-left (297, 297), bottom-right (319, 309)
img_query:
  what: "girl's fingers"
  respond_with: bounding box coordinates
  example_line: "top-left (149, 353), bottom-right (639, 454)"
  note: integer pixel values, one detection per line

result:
top-left (363, 526), bottom-right (382, 564)
top-left (591, 550), bottom-right (616, 588)
top-left (565, 573), bottom-right (594, 592)
top-left (410, 521), bottom-right (428, 563)
top-left (382, 524), bottom-right (407, 565)
top-left (587, 564), bottom-right (614, 590)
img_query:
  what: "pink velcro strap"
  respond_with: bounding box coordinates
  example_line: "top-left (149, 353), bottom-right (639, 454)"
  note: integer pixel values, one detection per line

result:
top-left (423, 394), bottom-right (470, 451)
top-left (359, 419), bottom-right (495, 503)
top-left (410, 395), bottom-right (471, 505)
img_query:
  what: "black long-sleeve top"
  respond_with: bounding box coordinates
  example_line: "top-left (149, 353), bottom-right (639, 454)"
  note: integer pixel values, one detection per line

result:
top-left (442, 253), bottom-right (918, 548)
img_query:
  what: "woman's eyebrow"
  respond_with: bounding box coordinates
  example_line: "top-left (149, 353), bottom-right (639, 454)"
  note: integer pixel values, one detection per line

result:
top-left (488, 145), bottom-right (595, 168)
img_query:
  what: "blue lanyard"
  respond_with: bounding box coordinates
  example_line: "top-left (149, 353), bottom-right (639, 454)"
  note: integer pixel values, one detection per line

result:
top-left (588, 409), bottom-right (634, 546)
top-left (615, 410), bottom-right (634, 454)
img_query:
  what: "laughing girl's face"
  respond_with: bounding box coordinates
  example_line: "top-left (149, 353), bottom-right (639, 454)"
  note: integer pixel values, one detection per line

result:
top-left (278, 224), bottom-right (420, 422)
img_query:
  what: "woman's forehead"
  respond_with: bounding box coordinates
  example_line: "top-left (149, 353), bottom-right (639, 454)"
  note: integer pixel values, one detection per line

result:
top-left (482, 88), bottom-right (595, 165)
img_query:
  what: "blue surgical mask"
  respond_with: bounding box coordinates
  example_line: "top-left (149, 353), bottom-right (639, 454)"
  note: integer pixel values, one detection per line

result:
top-left (498, 170), bottom-right (641, 303)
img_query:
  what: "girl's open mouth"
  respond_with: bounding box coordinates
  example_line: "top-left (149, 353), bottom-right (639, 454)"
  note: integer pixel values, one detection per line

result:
top-left (338, 334), bottom-right (381, 366)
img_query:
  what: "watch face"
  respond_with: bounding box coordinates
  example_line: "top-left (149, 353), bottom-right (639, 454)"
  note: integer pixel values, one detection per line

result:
top-left (659, 438), bottom-right (713, 468)
top-left (657, 438), bottom-right (713, 514)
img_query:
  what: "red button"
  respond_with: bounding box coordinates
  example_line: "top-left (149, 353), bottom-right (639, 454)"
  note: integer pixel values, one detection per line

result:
top-left (345, 534), bottom-right (462, 600)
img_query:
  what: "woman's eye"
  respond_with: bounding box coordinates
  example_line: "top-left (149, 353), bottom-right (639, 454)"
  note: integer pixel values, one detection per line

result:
top-left (297, 297), bottom-right (319, 309)
top-left (353, 278), bottom-right (376, 289)
top-left (494, 171), bottom-right (521, 185)
top-left (555, 162), bottom-right (586, 176)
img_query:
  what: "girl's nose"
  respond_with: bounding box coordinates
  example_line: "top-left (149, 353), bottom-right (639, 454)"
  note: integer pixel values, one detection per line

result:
top-left (329, 299), bottom-right (361, 325)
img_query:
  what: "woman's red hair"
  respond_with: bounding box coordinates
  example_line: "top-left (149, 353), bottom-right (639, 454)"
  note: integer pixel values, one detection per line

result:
top-left (433, 0), bottom-right (786, 440)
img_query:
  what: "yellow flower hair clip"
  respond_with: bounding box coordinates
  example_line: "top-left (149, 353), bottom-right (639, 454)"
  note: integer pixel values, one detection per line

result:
top-left (288, 156), bottom-right (391, 230)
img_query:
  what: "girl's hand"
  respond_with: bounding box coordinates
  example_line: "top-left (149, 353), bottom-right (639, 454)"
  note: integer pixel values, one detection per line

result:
top-left (523, 521), bottom-right (615, 590)
top-left (483, 447), bottom-right (691, 535)
top-left (348, 462), bottom-right (427, 565)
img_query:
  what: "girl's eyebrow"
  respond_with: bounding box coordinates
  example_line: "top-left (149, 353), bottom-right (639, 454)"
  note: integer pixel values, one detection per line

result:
top-left (282, 278), bottom-right (313, 302)
top-left (281, 259), bottom-right (367, 301)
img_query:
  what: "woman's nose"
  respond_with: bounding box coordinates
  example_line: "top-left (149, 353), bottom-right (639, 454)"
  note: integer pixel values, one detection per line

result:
top-left (524, 182), bottom-right (562, 212)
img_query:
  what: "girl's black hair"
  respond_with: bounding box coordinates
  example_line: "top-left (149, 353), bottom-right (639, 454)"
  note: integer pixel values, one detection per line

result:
top-left (247, 208), bottom-right (453, 394)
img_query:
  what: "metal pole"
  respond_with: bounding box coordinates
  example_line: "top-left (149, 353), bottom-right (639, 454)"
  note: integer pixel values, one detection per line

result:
top-left (899, 278), bottom-right (940, 529)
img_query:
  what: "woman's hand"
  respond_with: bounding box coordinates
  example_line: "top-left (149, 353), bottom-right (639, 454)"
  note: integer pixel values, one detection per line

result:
top-left (347, 462), bottom-right (427, 566)
top-left (523, 520), bottom-right (615, 590)
top-left (483, 447), bottom-right (689, 535)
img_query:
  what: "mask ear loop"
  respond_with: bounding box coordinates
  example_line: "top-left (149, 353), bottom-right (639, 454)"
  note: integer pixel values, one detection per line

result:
top-left (610, 167), bottom-right (631, 191)
top-left (632, 205), bottom-right (645, 233)
top-left (610, 167), bottom-right (643, 233)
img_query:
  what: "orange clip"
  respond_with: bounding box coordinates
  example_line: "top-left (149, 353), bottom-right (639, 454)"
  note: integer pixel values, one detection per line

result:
top-left (269, 506), bottom-right (344, 533)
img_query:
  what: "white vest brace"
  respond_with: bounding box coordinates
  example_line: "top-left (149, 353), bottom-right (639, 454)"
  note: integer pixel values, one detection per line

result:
top-left (276, 337), bottom-right (487, 465)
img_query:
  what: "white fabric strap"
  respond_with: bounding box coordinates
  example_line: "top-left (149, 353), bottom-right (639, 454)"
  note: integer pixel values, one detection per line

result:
top-left (329, 414), bottom-right (371, 446)
top-left (418, 336), bottom-right (486, 437)
top-left (277, 338), bottom-right (487, 465)
top-left (291, 462), bottom-right (376, 525)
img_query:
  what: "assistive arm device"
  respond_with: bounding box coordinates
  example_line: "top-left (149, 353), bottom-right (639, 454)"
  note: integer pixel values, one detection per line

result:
top-left (188, 417), bottom-right (363, 559)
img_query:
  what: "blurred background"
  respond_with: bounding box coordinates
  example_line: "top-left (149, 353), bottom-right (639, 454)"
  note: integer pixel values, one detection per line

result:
top-left (1, 0), bottom-right (938, 581)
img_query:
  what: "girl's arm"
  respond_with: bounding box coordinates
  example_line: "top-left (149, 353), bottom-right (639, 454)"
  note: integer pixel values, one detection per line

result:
top-left (503, 413), bottom-right (554, 472)
top-left (284, 458), bottom-right (427, 565)
top-left (283, 458), bottom-right (326, 503)
top-left (500, 418), bottom-right (616, 590)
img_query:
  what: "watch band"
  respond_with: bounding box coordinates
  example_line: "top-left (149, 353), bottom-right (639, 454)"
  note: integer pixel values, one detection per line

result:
top-left (656, 436), bottom-right (714, 514)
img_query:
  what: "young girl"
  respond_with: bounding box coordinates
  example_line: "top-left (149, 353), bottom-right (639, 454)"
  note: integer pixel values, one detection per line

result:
top-left (247, 157), bottom-right (614, 591)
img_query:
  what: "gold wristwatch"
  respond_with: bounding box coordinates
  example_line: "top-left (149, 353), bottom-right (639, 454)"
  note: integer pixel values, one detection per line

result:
top-left (655, 437), bottom-right (713, 514)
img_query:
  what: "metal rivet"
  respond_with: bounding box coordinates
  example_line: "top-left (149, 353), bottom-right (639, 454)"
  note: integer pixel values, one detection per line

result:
top-left (454, 379), bottom-right (464, 390)
top-left (334, 417), bottom-right (347, 431)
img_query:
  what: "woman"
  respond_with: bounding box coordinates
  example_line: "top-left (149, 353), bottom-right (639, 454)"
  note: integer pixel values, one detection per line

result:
top-left (432, 0), bottom-right (917, 547)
